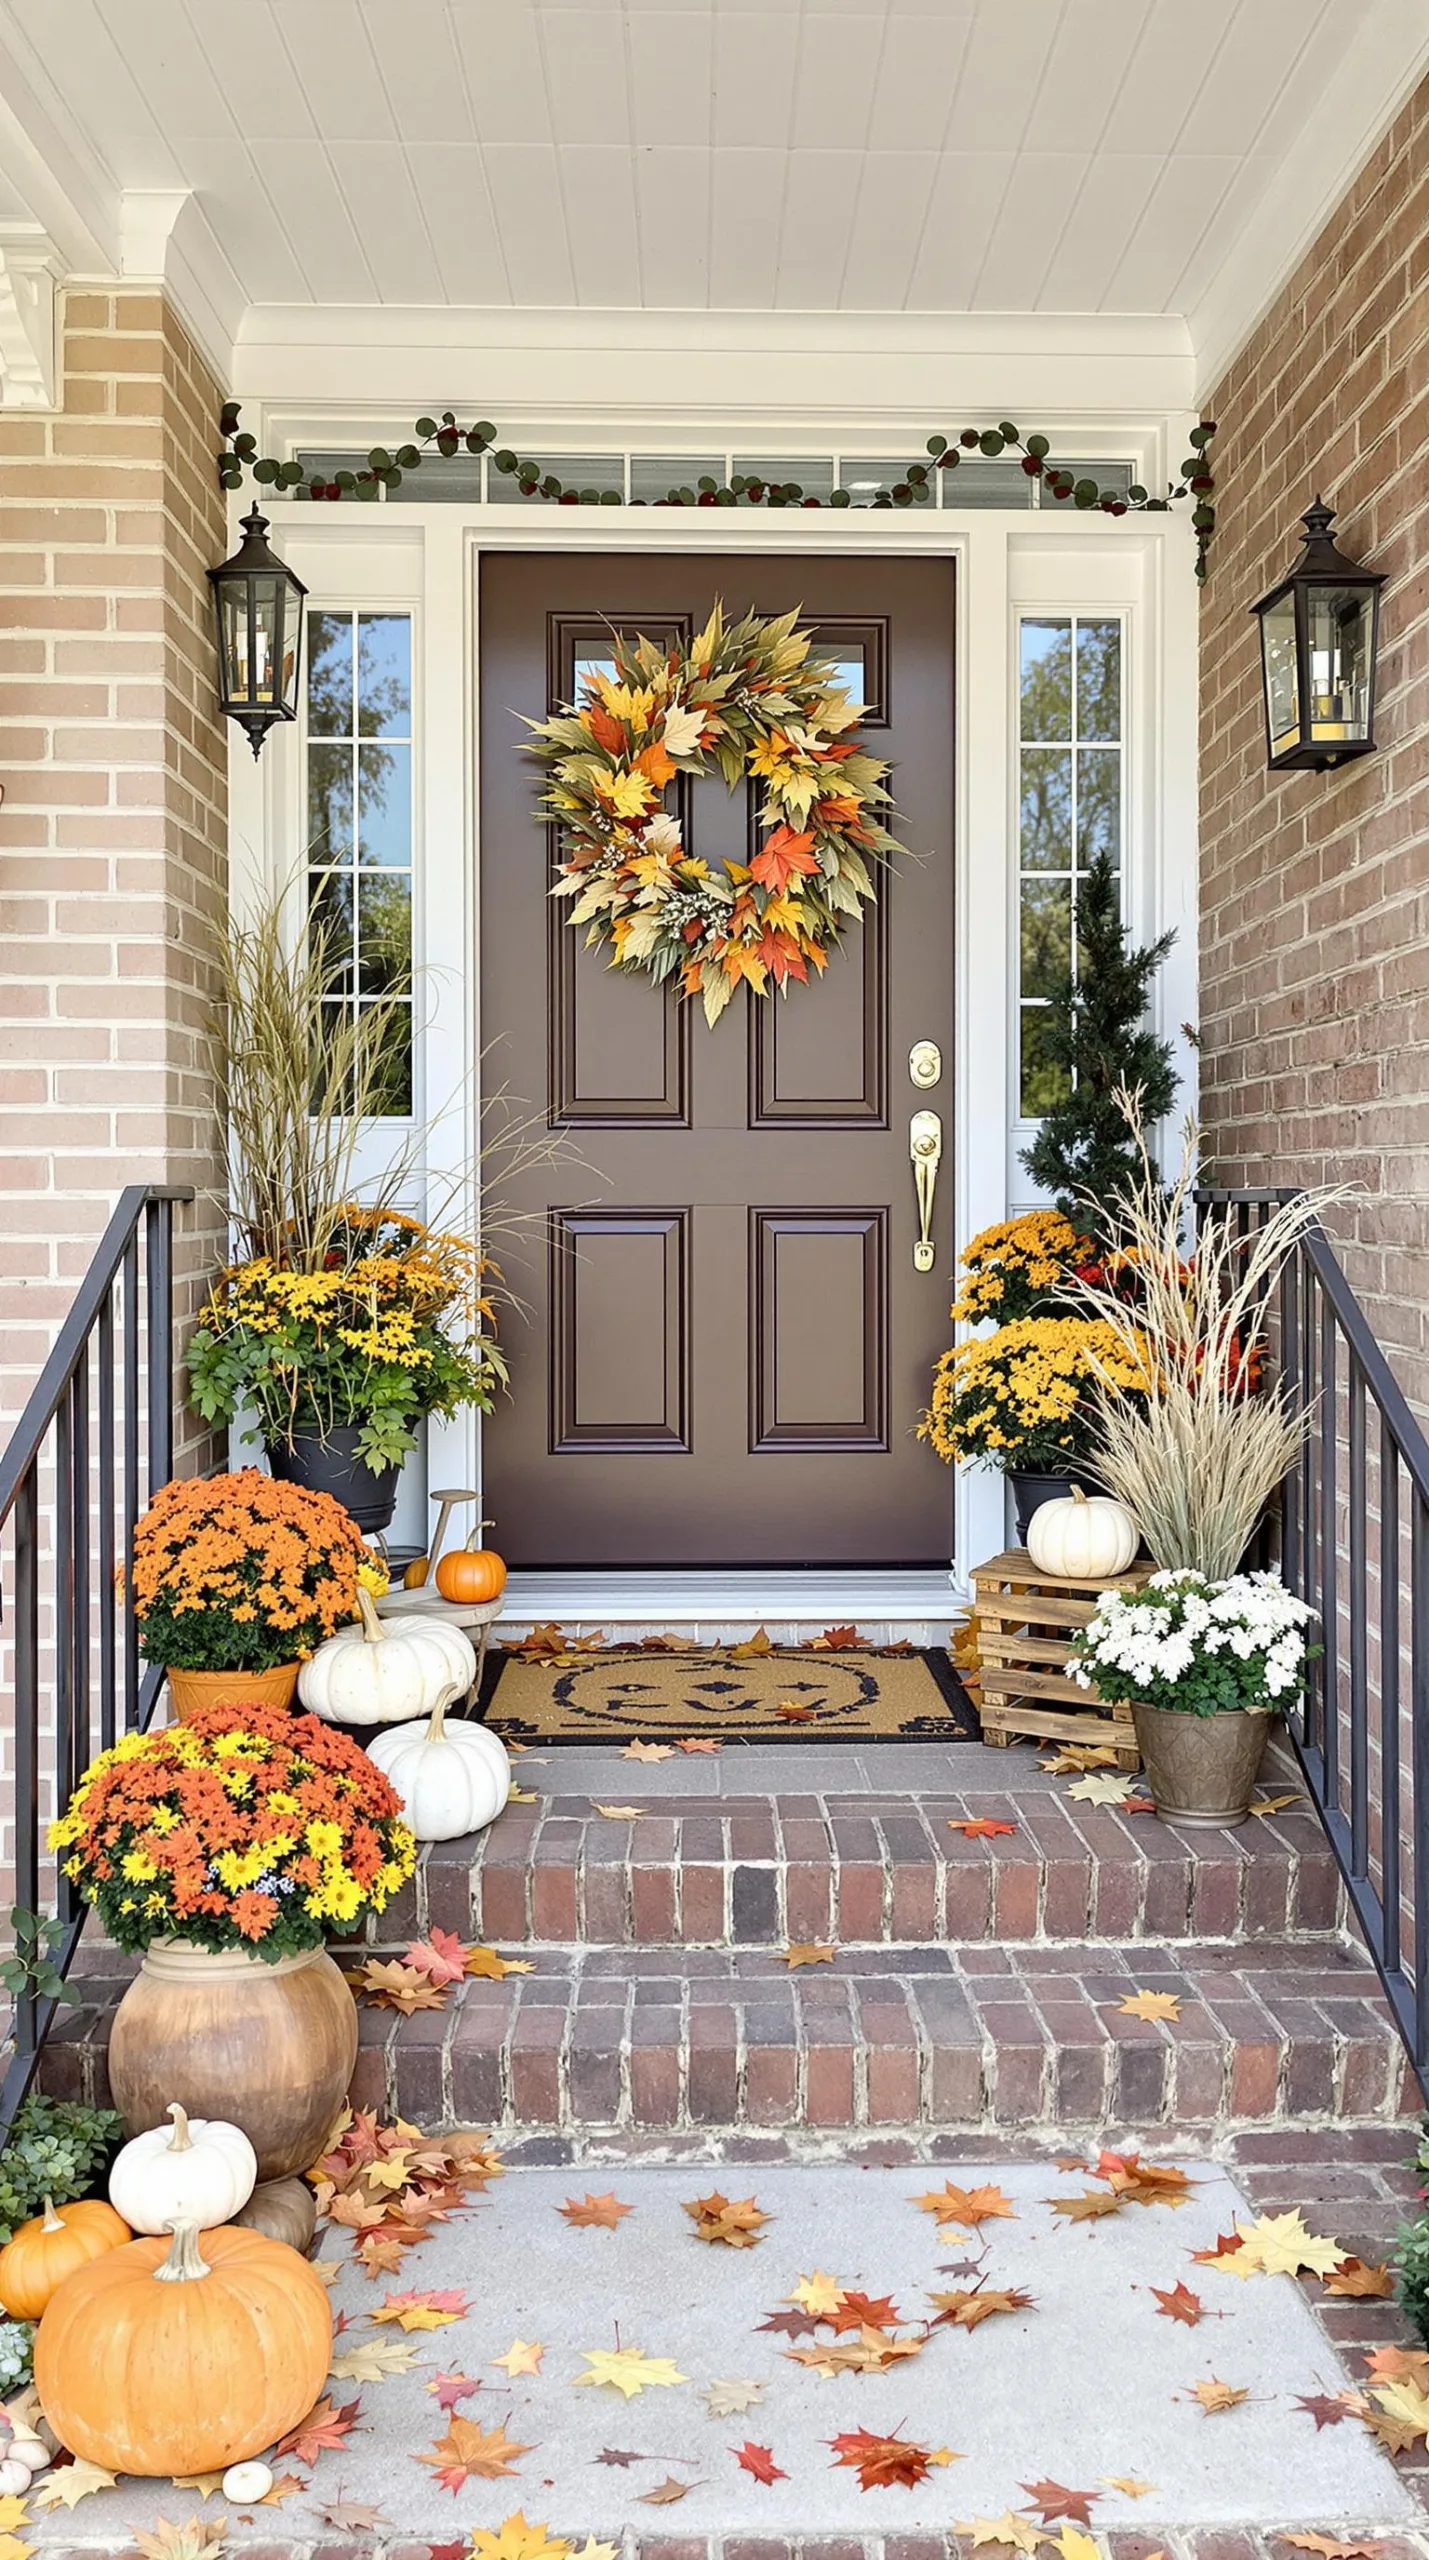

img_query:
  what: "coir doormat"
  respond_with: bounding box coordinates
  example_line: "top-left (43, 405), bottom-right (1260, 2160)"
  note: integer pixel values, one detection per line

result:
top-left (477, 1646), bottom-right (978, 1746)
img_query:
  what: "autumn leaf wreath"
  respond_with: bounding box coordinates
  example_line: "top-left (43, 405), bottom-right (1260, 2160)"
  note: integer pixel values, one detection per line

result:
top-left (526, 602), bottom-right (902, 1027)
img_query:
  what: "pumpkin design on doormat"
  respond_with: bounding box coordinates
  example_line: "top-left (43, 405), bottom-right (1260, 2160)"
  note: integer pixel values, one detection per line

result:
top-left (526, 602), bottom-right (903, 1025)
top-left (480, 1648), bottom-right (978, 1743)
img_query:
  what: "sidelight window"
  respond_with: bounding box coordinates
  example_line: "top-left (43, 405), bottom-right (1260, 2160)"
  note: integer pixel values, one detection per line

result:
top-left (1016, 613), bottom-right (1124, 1118)
top-left (305, 608), bottom-right (414, 1115)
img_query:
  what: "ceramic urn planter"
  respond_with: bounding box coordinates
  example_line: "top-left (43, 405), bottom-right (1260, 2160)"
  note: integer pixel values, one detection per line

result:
top-left (107, 1940), bottom-right (358, 2182)
top-left (164, 1663), bottom-right (300, 1722)
top-left (1131, 1701), bottom-right (1272, 1829)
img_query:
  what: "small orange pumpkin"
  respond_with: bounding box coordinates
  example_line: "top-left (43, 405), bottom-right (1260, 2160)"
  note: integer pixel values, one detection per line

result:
top-left (0, 2195), bottom-right (130, 2320)
top-left (35, 2218), bottom-right (332, 2476)
top-left (434, 1530), bottom-right (506, 1606)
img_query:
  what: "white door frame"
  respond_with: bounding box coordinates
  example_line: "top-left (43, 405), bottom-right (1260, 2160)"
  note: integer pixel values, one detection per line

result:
top-left (229, 496), bottom-right (1199, 1593)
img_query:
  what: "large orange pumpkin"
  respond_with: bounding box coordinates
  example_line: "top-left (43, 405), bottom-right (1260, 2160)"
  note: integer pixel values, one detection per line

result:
top-left (0, 2196), bottom-right (130, 2320)
top-left (434, 1543), bottom-right (506, 1604)
top-left (35, 2219), bottom-right (332, 2475)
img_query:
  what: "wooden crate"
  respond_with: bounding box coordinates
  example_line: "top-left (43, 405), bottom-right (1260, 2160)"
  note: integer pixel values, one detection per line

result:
top-left (969, 1547), bottom-right (1154, 1769)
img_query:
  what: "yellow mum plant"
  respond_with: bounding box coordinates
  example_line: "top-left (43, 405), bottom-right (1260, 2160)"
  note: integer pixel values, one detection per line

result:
top-left (919, 1315), bottom-right (1150, 1473)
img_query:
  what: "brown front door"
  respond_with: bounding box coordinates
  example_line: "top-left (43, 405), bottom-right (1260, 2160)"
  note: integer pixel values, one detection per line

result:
top-left (479, 552), bottom-right (955, 1569)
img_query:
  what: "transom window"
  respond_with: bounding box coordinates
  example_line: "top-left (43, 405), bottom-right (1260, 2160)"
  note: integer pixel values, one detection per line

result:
top-left (305, 609), bottom-right (414, 1115)
top-left (1017, 614), bottom-right (1124, 1118)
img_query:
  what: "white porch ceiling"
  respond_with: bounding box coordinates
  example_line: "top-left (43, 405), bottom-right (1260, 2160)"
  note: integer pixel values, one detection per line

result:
top-left (0, 0), bottom-right (1427, 395)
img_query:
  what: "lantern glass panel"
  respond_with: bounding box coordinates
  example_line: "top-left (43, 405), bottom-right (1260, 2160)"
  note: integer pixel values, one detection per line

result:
top-left (1306, 583), bottom-right (1373, 746)
top-left (1260, 593), bottom-right (1300, 758)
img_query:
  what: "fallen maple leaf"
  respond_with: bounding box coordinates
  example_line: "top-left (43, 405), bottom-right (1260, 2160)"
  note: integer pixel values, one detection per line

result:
top-left (1093, 2150), bottom-right (1194, 2207)
top-left (1191, 2227), bottom-right (1244, 2265)
top-left (420, 2416), bottom-right (533, 2491)
top-left (960, 2516), bottom-right (1043, 2552)
top-left (734, 2442), bottom-right (787, 2486)
top-left (570, 2544), bottom-right (618, 2560)
top-left (1151, 2280), bottom-right (1206, 2326)
top-left (1021, 2480), bottom-right (1102, 2527)
top-left (574, 2345), bottom-right (687, 2398)
top-left (1040, 1745), bottom-right (1120, 1774)
top-left (1225, 2210), bottom-right (1345, 2279)
top-left (276, 2395), bottom-right (363, 2462)
top-left (638, 2477), bottom-right (697, 2506)
top-left (1103, 2476), bottom-right (1156, 2498)
top-left (1067, 1771), bottom-right (1145, 1804)
top-left (1294, 2391), bottom-right (1359, 2430)
top-left (789, 2270), bottom-right (845, 2314)
top-left (1057, 2533), bottom-right (1102, 2560)
top-left (354, 1958), bottom-right (448, 2013)
top-left (329, 2335), bottom-right (423, 2382)
top-left (825, 2287), bottom-right (903, 2332)
top-left (507, 1784), bottom-right (538, 1803)
top-left (913, 2181), bottom-right (1016, 2229)
top-left (592, 1803), bottom-right (644, 1821)
top-left (704, 2378), bottom-right (765, 2417)
top-left (948, 1817), bottom-right (1018, 1839)
top-left (1051, 2188), bottom-right (1124, 2223)
top-left (1249, 1793), bottom-right (1304, 1817)
top-left (1117, 1988), bottom-right (1182, 2022)
top-left (406, 1927), bottom-right (467, 1984)
top-left (493, 2339), bottom-right (544, 2376)
top-left (1187, 2376), bottom-right (1249, 2414)
top-left (372, 2288), bottom-right (469, 2330)
top-left (132, 2524), bottom-right (227, 2560)
top-left (829, 2426), bottom-right (937, 2491)
top-left (622, 1740), bottom-right (674, 1761)
top-left (319, 2496), bottom-right (389, 2533)
top-left (465, 1945), bottom-right (534, 1979)
top-left (683, 2189), bottom-right (770, 2247)
top-left (469, 2514), bottom-right (573, 2560)
top-left (1324, 2256), bottom-right (1393, 2297)
top-left (757, 2305), bottom-right (822, 2338)
top-left (677, 1736), bottom-right (722, 1753)
top-left (1283, 2539), bottom-right (1386, 2559)
top-left (559, 2192), bottom-right (633, 2230)
top-left (928, 2284), bottom-right (1035, 2332)
top-left (774, 1941), bottom-right (836, 1968)
top-left (170, 2472), bottom-right (226, 2501)
top-left (811, 1624), bottom-right (863, 1649)
top-left (777, 1699), bottom-right (817, 1721)
top-left (258, 2475), bottom-right (304, 2506)
top-left (732, 1629), bottom-right (774, 1658)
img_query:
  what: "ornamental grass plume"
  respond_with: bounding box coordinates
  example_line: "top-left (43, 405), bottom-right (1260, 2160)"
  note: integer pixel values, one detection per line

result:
top-left (1068, 1100), bottom-right (1355, 1581)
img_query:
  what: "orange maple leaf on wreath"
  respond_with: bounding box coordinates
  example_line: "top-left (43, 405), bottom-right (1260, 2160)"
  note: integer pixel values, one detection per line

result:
top-left (750, 825), bottom-right (821, 895)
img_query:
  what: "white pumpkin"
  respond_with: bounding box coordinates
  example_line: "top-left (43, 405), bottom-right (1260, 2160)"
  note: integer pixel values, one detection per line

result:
top-left (298, 1587), bottom-right (476, 1727)
top-left (223, 2461), bottom-right (274, 2504)
top-left (108, 2101), bottom-right (257, 2234)
top-left (6, 2437), bottom-right (50, 2478)
top-left (365, 1700), bottom-right (510, 1843)
top-left (1027, 1484), bottom-right (1139, 1580)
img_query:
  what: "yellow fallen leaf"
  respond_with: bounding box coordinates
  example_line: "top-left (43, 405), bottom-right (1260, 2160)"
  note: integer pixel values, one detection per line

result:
top-left (0, 2537), bottom-right (32, 2560)
top-left (1103, 2477), bottom-right (1156, 2498)
top-left (1231, 2210), bottom-right (1345, 2279)
top-left (470, 2517), bottom-right (574, 2560)
top-left (959, 2518), bottom-right (1044, 2554)
top-left (171, 2473), bottom-right (226, 2501)
top-left (774, 1941), bottom-right (836, 1968)
top-left (0, 2504), bottom-right (28, 2533)
top-left (33, 2463), bottom-right (117, 2510)
top-left (790, 2270), bottom-right (845, 2315)
top-left (493, 2338), bottom-right (545, 2377)
top-left (621, 1741), bottom-right (674, 1762)
top-left (1057, 2531), bottom-right (1102, 2560)
top-left (573, 2344), bottom-right (687, 2398)
top-left (593, 1804), bottom-right (646, 1821)
top-left (508, 1785), bottom-right (538, 1804)
top-left (1117, 1988), bottom-right (1182, 2022)
top-left (1248, 1793), bottom-right (1303, 1816)
top-left (1189, 2376), bottom-right (1249, 2414)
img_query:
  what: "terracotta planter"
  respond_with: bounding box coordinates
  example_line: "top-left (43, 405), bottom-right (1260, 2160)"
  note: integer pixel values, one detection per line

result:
top-left (164, 1662), bottom-right (300, 1722)
top-left (1131, 1700), bottom-right (1272, 1829)
top-left (107, 1939), bottom-right (358, 2183)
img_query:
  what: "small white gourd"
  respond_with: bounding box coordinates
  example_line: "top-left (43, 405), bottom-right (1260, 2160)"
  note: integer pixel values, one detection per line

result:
top-left (222, 2461), bottom-right (274, 2504)
top-left (298, 1588), bottom-right (476, 1727)
top-left (108, 2101), bottom-right (257, 2234)
top-left (365, 1701), bottom-right (510, 1842)
top-left (6, 2436), bottom-right (49, 2478)
top-left (0, 2461), bottom-right (32, 2497)
top-left (1027, 1484), bottom-right (1139, 1580)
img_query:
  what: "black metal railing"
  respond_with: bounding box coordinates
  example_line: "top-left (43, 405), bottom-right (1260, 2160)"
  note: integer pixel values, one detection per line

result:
top-left (0, 1185), bottom-right (192, 2134)
top-left (1203, 1188), bottom-right (1429, 2087)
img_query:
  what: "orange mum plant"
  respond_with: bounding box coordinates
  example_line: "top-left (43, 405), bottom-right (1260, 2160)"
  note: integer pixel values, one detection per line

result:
top-left (49, 1699), bottom-right (415, 1959)
top-left (132, 1470), bottom-right (373, 1674)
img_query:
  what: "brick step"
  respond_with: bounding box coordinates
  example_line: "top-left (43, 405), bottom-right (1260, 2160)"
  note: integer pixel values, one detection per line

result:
top-left (48, 1935), bottom-right (1409, 2140)
top-left (371, 1786), bottom-right (1344, 1951)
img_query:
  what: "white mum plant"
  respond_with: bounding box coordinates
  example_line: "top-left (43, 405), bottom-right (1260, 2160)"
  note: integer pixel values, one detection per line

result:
top-left (1070, 1568), bottom-right (1315, 1719)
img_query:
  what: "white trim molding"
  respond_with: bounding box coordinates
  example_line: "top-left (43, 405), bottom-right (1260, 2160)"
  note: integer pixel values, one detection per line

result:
top-left (0, 224), bottom-right (58, 409)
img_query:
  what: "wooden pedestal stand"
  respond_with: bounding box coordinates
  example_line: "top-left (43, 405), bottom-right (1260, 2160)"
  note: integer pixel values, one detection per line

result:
top-left (970, 1548), bottom-right (1154, 1769)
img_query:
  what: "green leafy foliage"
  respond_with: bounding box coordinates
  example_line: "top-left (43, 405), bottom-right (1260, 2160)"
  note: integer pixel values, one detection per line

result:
top-left (215, 409), bottom-right (1218, 576)
top-left (0, 1908), bottom-right (81, 2012)
top-left (1018, 851), bottom-right (1178, 1234)
top-left (0, 2094), bottom-right (122, 2243)
top-left (0, 2323), bottom-right (35, 2391)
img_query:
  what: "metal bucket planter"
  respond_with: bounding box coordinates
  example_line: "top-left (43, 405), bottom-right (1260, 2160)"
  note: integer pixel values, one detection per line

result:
top-left (1131, 1701), bottom-right (1271, 1828)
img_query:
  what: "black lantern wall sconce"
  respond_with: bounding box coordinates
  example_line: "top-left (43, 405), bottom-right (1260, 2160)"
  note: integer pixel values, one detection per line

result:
top-left (208, 506), bottom-right (308, 758)
top-left (1251, 497), bottom-right (1385, 772)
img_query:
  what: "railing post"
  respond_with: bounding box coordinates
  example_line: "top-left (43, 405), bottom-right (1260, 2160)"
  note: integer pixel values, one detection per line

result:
top-left (145, 1195), bottom-right (176, 1501)
top-left (11, 1464), bottom-right (40, 2064)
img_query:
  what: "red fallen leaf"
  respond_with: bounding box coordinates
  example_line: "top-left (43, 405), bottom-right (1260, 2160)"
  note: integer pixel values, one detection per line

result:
top-left (677, 1736), bottom-right (722, 1754)
top-left (596, 2450), bottom-right (645, 2468)
top-left (406, 1927), bottom-right (468, 1985)
top-left (757, 2306), bottom-right (822, 2339)
top-left (829, 2427), bottom-right (935, 2491)
top-left (1152, 2280), bottom-right (1207, 2327)
top-left (825, 2289), bottom-right (903, 2334)
top-left (427, 2373), bottom-right (483, 2411)
top-left (1294, 2392), bottom-right (1358, 2430)
top-left (734, 2442), bottom-right (788, 2486)
top-left (428, 2544), bottom-right (467, 2560)
top-left (276, 2395), bottom-right (363, 2464)
top-left (1021, 2480), bottom-right (1103, 2528)
top-left (1192, 2228), bottom-right (1244, 2264)
top-left (810, 1624), bottom-right (864, 1651)
top-left (948, 1818), bottom-right (1017, 1839)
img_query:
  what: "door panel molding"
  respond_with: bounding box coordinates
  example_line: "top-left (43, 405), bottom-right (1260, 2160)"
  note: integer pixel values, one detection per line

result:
top-left (550, 1206), bottom-right (692, 1454)
top-left (749, 1206), bottom-right (889, 1454)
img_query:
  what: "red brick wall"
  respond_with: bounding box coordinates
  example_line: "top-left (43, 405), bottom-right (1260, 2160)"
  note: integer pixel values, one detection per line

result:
top-left (0, 288), bottom-right (229, 1440)
top-left (1199, 77), bottom-right (1429, 1416)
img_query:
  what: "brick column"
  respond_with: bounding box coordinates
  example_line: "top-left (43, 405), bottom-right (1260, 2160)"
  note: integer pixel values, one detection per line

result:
top-left (0, 285), bottom-right (229, 1440)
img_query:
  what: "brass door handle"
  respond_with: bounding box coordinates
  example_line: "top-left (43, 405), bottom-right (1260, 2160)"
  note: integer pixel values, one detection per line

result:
top-left (909, 1109), bottom-right (942, 1271)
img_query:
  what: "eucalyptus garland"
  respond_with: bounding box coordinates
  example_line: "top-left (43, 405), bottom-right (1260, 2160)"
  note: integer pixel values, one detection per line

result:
top-left (528, 603), bottom-right (899, 1027)
top-left (217, 406), bottom-right (1218, 578)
